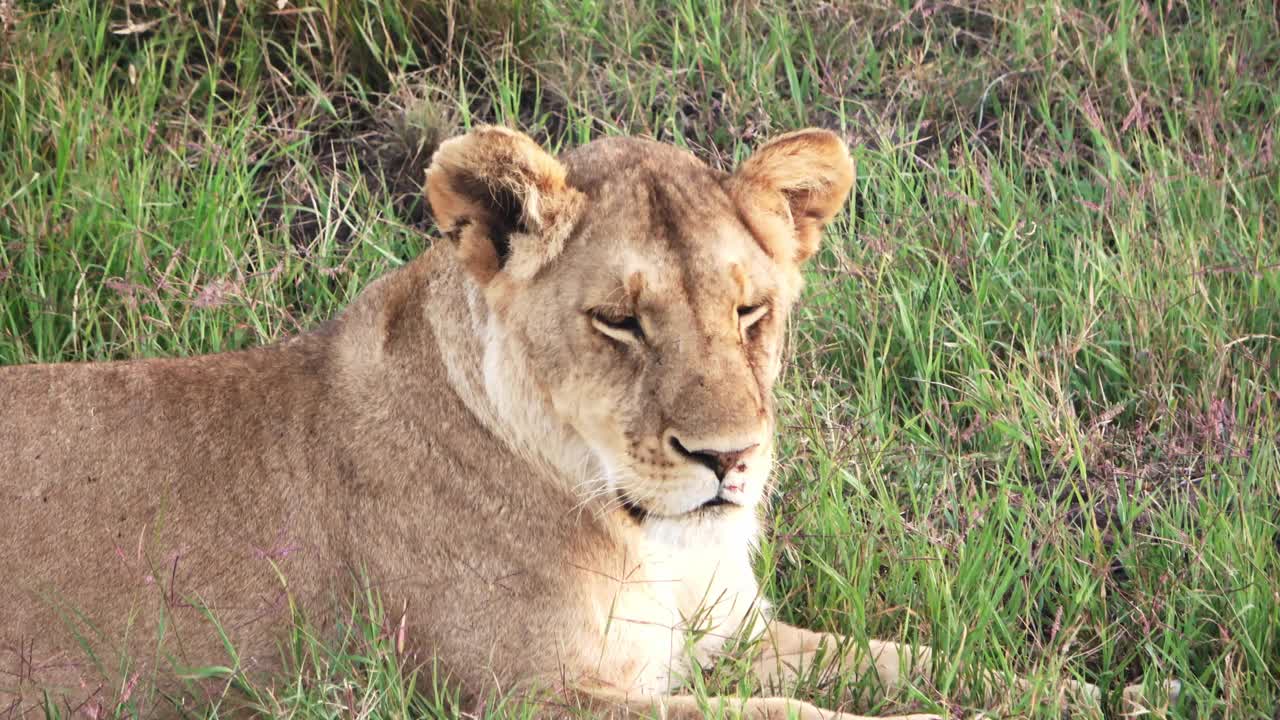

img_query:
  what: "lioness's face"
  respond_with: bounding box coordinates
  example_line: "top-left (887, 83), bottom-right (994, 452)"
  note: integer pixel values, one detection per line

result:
top-left (426, 128), bottom-right (853, 519)
top-left (508, 141), bottom-right (797, 518)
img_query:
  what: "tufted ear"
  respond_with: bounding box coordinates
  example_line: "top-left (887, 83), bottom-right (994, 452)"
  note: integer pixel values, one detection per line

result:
top-left (425, 126), bottom-right (586, 284)
top-left (723, 129), bottom-right (854, 265)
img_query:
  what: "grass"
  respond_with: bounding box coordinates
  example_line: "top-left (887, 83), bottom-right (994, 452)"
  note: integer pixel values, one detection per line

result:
top-left (1, 0), bottom-right (1277, 717)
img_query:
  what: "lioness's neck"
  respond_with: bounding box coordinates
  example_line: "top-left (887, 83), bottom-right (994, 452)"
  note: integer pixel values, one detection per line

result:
top-left (438, 263), bottom-right (600, 490)
top-left (336, 246), bottom-right (599, 495)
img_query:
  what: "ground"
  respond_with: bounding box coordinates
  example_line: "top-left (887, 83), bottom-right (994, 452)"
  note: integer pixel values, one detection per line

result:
top-left (0, 1), bottom-right (1277, 717)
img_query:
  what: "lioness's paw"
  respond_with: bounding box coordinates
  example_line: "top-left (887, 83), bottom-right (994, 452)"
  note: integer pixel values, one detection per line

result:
top-left (809, 706), bottom-right (944, 720)
top-left (1121, 679), bottom-right (1181, 715)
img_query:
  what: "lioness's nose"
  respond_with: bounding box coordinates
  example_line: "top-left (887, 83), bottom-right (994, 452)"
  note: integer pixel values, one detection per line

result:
top-left (668, 435), bottom-right (758, 481)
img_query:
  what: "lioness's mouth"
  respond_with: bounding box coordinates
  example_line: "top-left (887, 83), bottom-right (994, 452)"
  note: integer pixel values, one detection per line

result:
top-left (699, 496), bottom-right (734, 509)
top-left (616, 492), bottom-right (737, 523)
top-left (619, 494), bottom-right (649, 523)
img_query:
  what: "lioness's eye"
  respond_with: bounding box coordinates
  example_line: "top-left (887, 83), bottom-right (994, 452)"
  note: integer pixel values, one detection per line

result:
top-left (590, 310), bottom-right (644, 344)
top-left (738, 303), bottom-right (770, 330)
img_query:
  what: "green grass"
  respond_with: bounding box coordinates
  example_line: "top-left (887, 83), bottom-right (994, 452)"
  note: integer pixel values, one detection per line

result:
top-left (2, 0), bottom-right (1278, 717)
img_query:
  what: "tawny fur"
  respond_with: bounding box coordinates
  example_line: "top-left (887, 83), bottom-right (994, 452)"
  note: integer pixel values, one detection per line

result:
top-left (1, 128), bottom-right (1171, 719)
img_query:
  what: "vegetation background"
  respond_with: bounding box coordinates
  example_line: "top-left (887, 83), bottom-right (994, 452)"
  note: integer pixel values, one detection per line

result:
top-left (1, 0), bottom-right (1277, 717)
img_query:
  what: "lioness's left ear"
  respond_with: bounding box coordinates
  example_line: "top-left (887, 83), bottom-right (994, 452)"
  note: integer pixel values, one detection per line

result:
top-left (425, 126), bottom-right (585, 284)
top-left (724, 129), bottom-right (854, 264)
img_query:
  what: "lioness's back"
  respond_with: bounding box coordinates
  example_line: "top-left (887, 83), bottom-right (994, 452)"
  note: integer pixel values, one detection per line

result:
top-left (1, 347), bottom-right (343, 707)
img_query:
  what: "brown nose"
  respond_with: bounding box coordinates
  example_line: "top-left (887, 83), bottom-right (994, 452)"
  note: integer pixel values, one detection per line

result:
top-left (668, 437), bottom-right (758, 481)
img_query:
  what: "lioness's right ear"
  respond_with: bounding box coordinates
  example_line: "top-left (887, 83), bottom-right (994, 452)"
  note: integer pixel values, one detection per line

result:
top-left (425, 126), bottom-right (585, 284)
top-left (724, 129), bottom-right (854, 265)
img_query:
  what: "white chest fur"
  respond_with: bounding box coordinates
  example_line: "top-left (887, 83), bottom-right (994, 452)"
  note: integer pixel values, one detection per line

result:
top-left (588, 510), bottom-right (768, 695)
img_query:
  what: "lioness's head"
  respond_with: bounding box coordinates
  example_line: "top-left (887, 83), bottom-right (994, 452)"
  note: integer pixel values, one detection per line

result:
top-left (425, 127), bottom-right (852, 520)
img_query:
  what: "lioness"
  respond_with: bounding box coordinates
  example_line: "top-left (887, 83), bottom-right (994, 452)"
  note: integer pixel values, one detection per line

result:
top-left (3, 127), bottom-right (1168, 719)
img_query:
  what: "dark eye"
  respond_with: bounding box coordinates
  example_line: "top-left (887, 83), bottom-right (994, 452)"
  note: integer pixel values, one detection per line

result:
top-left (738, 303), bottom-right (770, 331)
top-left (590, 310), bottom-right (644, 344)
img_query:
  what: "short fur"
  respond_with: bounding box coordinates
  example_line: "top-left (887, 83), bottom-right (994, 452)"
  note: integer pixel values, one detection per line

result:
top-left (2, 128), bottom-right (1169, 719)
